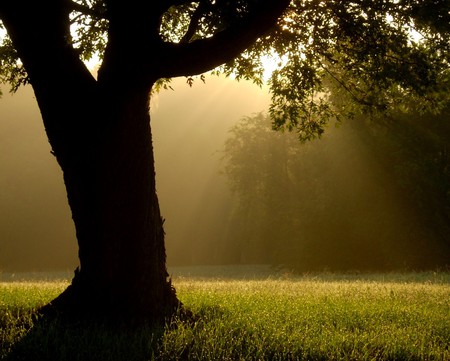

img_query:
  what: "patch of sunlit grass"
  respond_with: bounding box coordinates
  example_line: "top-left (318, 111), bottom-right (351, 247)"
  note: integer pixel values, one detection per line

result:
top-left (169, 277), bottom-right (449, 360)
top-left (0, 271), bottom-right (449, 360)
top-left (0, 281), bottom-right (68, 360)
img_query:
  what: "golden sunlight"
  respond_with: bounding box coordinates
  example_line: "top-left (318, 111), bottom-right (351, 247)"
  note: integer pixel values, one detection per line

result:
top-left (261, 54), bottom-right (287, 81)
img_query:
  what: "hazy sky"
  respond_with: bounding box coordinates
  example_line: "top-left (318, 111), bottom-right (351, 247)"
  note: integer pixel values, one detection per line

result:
top-left (0, 86), bottom-right (76, 270)
top-left (153, 77), bottom-right (271, 265)
top-left (0, 76), bottom-right (270, 271)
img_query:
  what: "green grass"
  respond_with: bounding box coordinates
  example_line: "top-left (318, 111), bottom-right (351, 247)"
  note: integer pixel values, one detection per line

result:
top-left (0, 270), bottom-right (449, 360)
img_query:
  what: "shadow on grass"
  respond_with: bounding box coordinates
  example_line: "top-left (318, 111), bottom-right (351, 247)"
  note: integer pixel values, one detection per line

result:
top-left (2, 311), bottom-right (167, 361)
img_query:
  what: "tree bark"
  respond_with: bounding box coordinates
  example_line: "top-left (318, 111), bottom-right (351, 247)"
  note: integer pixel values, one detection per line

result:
top-left (44, 85), bottom-right (180, 324)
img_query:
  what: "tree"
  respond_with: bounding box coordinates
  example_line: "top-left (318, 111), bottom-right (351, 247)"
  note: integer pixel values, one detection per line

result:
top-left (223, 111), bottom-right (450, 271)
top-left (0, 0), bottom-right (448, 324)
top-left (223, 113), bottom-right (299, 263)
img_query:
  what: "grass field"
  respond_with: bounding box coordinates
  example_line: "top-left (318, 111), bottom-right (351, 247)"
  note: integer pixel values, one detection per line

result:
top-left (0, 267), bottom-right (449, 360)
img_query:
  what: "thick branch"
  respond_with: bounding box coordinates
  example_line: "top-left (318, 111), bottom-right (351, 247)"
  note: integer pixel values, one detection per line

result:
top-left (99, 0), bottom-right (166, 87)
top-left (0, 0), bottom-right (96, 104)
top-left (157, 0), bottom-right (290, 78)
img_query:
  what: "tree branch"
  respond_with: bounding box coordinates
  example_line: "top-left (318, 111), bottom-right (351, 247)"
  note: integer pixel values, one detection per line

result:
top-left (0, 0), bottom-right (96, 91)
top-left (164, 0), bottom-right (198, 8)
top-left (179, 1), bottom-right (208, 44)
top-left (157, 0), bottom-right (290, 78)
top-left (66, 0), bottom-right (108, 19)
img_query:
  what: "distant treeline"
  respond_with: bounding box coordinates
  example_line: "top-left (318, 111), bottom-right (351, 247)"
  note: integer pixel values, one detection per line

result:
top-left (219, 109), bottom-right (450, 272)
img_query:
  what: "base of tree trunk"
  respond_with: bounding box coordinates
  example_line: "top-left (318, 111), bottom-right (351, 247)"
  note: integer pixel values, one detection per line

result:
top-left (38, 268), bottom-right (190, 327)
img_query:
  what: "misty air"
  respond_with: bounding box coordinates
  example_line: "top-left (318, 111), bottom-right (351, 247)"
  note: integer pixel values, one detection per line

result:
top-left (1, 76), bottom-right (448, 272)
top-left (0, 0), bottom-right (449, 359)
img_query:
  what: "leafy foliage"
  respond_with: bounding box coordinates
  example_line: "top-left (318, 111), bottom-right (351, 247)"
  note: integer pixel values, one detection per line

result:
top-left (68, 0), bottom-right (108, 63)
top-left (263, 0), bottom-right (450, 139)
top-left (0, 26), bottom-right (28, 95)
top-left (1, 0), bottom-right (449, 139)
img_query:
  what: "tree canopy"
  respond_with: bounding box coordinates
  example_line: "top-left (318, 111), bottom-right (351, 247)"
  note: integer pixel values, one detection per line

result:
top-left (1, 0), bottom-right (449, 139)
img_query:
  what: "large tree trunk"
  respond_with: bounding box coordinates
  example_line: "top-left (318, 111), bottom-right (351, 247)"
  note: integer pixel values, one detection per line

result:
top-left (33, 79), bottom-right (182, 324)
top-left (43, 86), bottom-right (180, 323)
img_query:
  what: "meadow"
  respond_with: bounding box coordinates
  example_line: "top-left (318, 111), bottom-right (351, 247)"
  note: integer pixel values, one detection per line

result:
top-left (0, 267), bottom-right (449, 360)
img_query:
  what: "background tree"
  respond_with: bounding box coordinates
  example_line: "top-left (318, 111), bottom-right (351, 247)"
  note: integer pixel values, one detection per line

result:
top-left (0, 0), bottom-right (448, 324)
top-left (223, 110), bottom-right (450, 271)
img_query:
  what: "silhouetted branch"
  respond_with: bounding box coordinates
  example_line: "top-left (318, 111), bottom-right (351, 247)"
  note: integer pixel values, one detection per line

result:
top-left (67, 0), bottom-right (107, 19)
top-left (180, 1), bottom-right (208, 43)
top-left (158, 0), bottom-right (290, 78)
top-left (165, 0), bottom-right (199, 8)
